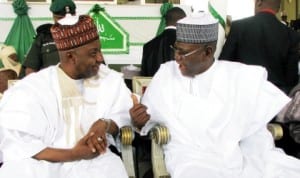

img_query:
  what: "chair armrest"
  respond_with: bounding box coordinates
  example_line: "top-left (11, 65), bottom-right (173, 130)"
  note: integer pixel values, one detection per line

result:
top-left (120, 126), bottom-right (136, 178)
top-left (150, 125), bottom-right (171, 178)
top-left (267, 123), bottom-right (283, 140)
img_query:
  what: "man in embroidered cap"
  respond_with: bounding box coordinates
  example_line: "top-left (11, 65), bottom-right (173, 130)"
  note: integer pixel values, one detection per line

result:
top-left (0, 14), bottom-right (132, 178)
top-left (130, 12), bottom-right (300, 177)
top-left (20, 0), bottom-right (77, 78)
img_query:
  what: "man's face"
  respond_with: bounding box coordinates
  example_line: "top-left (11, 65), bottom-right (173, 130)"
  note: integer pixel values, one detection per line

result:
top-left (173, 41), bottom-right (213, 77)
top-left (72, 40), bottom-right (104, 79)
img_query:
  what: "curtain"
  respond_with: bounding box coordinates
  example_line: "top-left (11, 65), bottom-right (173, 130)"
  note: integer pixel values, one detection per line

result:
top-left (155, 1), bottom-right (173, 36)
top-left (208, 0), bottom-right (228, 58)
top-left (4, 0), bottom-right (36, 64)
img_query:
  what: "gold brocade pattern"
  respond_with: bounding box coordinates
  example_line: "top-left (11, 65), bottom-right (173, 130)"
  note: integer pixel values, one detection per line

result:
top-left (57, 66), bottom-right (84, 146)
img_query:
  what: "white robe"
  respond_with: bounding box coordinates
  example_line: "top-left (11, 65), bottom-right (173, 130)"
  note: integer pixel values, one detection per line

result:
top-left (141, 60), bottom-right (300, 178)
top-left (0, 64), bottom-right (132, 178)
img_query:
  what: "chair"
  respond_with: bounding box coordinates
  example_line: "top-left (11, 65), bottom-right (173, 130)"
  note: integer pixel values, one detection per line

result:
top-left (120, 126), bottom-right (136, 178)
top-left (150, 125), bottom-right (170, 178)
top-left (132, 76), bottom-right (152, 96)
top-left (132, 76), bottom-right (153, 178)
top-left (267, 123), bottom-right (283, 140)
top-left (132, 76), bottom-right (171, 178)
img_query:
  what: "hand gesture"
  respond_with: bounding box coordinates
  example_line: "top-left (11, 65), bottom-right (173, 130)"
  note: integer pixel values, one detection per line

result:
top-left (130, 94), bottom-right (150, 129)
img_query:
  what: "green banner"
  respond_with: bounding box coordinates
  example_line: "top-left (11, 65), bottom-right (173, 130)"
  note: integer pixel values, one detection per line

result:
top-left (89, 4), bottom-right (129, 54)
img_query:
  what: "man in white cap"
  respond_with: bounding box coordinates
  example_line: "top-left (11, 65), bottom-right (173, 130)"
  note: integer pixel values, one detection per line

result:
top-left (130, 12), bottom-right (300, 177)
top-left (0, 15), bottom-right (132, 177)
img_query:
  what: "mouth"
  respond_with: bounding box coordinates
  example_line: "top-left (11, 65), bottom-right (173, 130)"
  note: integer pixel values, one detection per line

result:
top-left (178, 63), bottom-right (186, 72)
top-left (92, 65), bottom-right (99, 72)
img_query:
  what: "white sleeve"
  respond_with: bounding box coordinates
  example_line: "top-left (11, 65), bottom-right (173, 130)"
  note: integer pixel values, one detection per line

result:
top-left (242, 74), bottom-right (290, 139)
top-left (101, 75), bottom-right (133, 129)
top-left (0, 127), bottom-right (47, 162)
top-left (240, 127), bottom-right (300, 177)
top-left (140, 64), bottom-right (174, 135)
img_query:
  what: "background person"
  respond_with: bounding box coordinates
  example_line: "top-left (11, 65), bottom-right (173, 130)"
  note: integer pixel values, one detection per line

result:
top-left (219, 0), bottom-right (300, 158)
top-left (219, 0), bottom-right (299, 95)
top-left (0, 45), bottom-right (21, 76)
top-left (0, 45), bottom-right (20, 98)
top-left (19, 0), bottom-right (76, 78)
top-left (140, 7), bottom-right (186, 77)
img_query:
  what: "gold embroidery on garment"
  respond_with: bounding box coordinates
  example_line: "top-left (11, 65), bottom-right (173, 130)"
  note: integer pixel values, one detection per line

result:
top-left (57, 67), bottom-right (85, 146)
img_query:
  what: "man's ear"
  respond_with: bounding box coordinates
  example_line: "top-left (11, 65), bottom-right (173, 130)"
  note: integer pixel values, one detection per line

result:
top-left (66, 51), bottom-right (73, 58)
top-left (65, 50), bottom-right (76, 64)
top-left (205, 45), bottom-right (213, 56)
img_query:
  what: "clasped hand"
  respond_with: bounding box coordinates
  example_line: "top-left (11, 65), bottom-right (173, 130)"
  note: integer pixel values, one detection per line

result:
top-left (72, 119), bottom-right (107, 160)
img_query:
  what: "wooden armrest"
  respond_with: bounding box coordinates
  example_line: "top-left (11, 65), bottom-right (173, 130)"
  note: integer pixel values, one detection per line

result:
top-left (267, 123), bottom-right (283, 140)
top-left (120, 126), bottom-right (136, 178)
top-left (150, 125), bottom-right (171, 178)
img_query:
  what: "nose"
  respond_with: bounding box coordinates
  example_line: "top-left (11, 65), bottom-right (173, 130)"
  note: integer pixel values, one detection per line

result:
top-left (96, 51), bottom-right (104, 63)
top-left (175, 52), bottom-right (183, 63)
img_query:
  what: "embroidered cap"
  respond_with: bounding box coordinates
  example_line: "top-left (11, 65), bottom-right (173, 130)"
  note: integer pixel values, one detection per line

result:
top-left (50, 0), bottom-right (76, 16)
top-left (51, 15), bottom-right (99, 51)
top-left (176, 12), bottom-right (218, 44)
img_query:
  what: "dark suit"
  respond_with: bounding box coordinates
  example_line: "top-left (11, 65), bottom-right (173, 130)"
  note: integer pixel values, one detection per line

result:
top-left (141, 28), bottom-right (176, 76)
top-left (220, 12), bottom-right (299, 94)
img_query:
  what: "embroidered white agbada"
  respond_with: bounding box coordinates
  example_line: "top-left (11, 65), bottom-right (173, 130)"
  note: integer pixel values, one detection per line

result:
top-left (0, 64), bottom-right (132, 178)
top-left (141, 60), bottom-right (300, 178)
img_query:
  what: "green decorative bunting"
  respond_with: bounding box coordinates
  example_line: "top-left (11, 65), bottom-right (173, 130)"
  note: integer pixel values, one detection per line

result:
top-left (156, 2), bottom-right (173, 36)
top-left (4, 0), bottom-right (36, 63)
top-left (208, 2), bottom-right (225, 30)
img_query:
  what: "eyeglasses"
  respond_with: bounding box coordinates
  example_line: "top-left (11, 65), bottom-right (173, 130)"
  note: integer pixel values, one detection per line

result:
top-left (170, 45), bottom-right (204, 59)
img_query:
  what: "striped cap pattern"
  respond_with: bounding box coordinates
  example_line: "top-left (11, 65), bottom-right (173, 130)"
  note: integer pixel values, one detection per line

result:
top-left (51, 15), bottom-right (99, 51)
top-left (176, 13), bottom-right (218, 44)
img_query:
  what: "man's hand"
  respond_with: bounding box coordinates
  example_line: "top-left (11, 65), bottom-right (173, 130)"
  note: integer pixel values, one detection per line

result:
top-left (72, 133), bottom-right (100, 160)
top-left (86, 120), bottom-right (108, 154)
top-left (130, 94), bottom-right (150, 129)
top-left (32, 134), bottom-right (100, 162)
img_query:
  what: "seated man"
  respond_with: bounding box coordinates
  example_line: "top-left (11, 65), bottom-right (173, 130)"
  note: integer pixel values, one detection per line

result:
top-left (0, 15), bottom-right (132, 178)
top-left (130, 12), bottom-right (300, 178)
